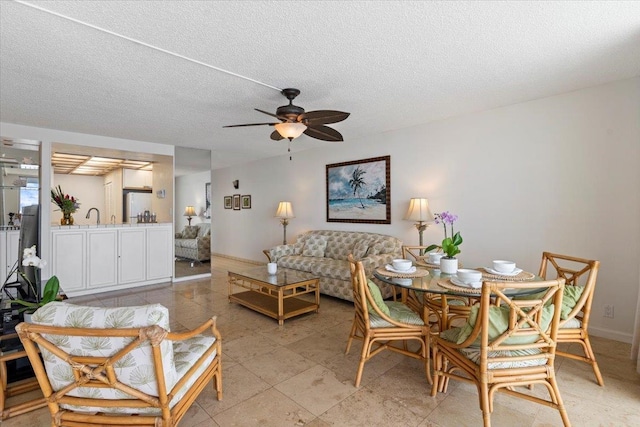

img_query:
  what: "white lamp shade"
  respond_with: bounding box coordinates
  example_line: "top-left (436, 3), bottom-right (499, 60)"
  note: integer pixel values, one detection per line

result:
top-left (274, 122), bottom-right (307, 140)
top-left (183, 206), bottom-right (196, 217)
top-left (405, 198), bottom-right (434, 222)
top-left (275, 201), bottom-right (295, 219)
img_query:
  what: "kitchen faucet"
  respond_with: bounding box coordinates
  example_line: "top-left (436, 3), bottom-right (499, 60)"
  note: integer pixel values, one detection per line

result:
top-left (86, 207), bottom-right (100, 225)
top-left (111, 214), bottom-right (116, 224)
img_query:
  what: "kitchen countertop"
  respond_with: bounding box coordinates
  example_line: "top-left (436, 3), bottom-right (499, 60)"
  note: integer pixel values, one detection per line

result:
top-left (50, 222), bottom-right (172, 229)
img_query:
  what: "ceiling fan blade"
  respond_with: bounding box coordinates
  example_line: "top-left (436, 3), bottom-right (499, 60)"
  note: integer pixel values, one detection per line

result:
top-left (302, 110), bottom-right (350, 125)
top-left (223, 122), bottom-right (278, 128)
top-left (255, 108), bottom-right (282, 119)
top-left (304, 125), bottom-right (344, 142)
top-left (270, 130), bottom-right (284, 141)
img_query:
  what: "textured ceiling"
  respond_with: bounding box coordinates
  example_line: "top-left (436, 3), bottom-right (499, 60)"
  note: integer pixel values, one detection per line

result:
top-left (1, 1), bottom-right (639, 169)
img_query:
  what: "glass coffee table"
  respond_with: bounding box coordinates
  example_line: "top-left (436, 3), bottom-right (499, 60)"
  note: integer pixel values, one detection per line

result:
top-left (228, 267), bottom-right (320, 325)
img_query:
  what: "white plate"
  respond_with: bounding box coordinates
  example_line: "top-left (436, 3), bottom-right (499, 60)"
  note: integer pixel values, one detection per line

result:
top-left (484, 267), bottom-right (523, 276)
top-left (451, 277), bottom-right (482, 289)
top-left (385, 264), bottom-right (417, 274)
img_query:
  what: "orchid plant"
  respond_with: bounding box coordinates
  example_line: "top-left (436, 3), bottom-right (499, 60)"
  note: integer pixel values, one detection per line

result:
top-left (12, 245), bottom-right (60, 311)
top-left (425, 211), bottom-right (463, 259)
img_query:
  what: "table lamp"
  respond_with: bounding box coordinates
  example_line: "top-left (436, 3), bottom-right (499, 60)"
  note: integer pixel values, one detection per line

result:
top-left (275, 201), bottom-right (295, 245)
top-left (404, 198), bottom-right (434, 246)
top-left (183, 206), bottom-right (196, 226)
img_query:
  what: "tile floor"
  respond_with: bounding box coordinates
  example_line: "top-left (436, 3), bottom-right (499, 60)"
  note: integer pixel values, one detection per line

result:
top-left (4, 256), bottom-right (640, 426)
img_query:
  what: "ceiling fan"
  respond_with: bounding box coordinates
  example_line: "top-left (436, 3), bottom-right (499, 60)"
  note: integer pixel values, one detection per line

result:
top-left (224, 88), bottom-right (350, 142)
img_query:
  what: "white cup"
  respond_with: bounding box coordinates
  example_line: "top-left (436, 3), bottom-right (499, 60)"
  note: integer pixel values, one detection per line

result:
top-left (267, 262), bottom-right (277, 275)
top-left (428, 252), bottom-right (445, 264)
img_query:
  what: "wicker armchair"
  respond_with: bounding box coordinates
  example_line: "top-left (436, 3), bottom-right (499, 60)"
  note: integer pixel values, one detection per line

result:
top-left (345, 254), bottom-right (429, 387)
top-left (16, 302), bottom-right (222, 427)
top-left (431, 279), bottom-right (569, 427)
top-left (538, 251), bottom-right (602, 385)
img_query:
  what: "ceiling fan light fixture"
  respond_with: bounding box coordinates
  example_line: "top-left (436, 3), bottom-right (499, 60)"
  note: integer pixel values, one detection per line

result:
top-left (274, 122), bottom-right (307, 141)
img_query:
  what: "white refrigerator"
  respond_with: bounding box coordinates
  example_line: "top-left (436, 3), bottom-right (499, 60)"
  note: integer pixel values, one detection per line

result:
top-left (125, 193), bottom-right (152, 223)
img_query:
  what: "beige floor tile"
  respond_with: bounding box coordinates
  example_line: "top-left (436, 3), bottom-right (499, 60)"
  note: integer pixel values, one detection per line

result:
top-left (241, 346), bottom-right (318, 386)
top-left (318, 387), bottom-right (425, 426)
top-left (197, 363), bottom-right (270, 417)
top-left (213, 388), bottom-right (315, 427)
top-left (367, 358), bottom-right (444, 419)
top-left (274, 364), bottom-right (357, 416)
top-left (223, 333), bottom-right (280, 363)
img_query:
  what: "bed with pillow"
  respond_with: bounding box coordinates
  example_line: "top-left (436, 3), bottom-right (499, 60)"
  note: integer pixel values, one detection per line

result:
top-left (263, 230), bottom-right (402, 301)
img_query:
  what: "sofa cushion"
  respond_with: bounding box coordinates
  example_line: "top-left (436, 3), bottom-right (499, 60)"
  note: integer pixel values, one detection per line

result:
top-left (302, 234), bottom-right (328, 257)
top-left (278, 255), bottom-right (323, 272)
top-left (352, 239), bottom-right (371, 260)
top-left (182, 226), bottom-right (200, 239)
top-left (308, 258), bottom-right (351, 281)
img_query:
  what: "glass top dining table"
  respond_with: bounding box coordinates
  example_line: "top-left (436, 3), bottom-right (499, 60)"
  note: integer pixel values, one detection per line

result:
top-left (373, 265), bottom-right (541, 298)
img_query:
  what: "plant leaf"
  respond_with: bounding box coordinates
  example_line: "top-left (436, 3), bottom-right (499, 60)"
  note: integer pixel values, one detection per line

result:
top-left (42, 276), bottom-right (60, 303)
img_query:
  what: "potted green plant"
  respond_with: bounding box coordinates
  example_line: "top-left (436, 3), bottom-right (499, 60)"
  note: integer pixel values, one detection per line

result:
top-left (11, 245), bottom-right (60, 318)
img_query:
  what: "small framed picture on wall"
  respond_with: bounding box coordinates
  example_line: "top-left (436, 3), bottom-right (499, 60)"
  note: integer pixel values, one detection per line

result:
top-left (232, 194), bottom-right (241, 210)
top-left (241, 195), bottom-right (251, 209)
top-left (224, 196), bottom-right (232, 209)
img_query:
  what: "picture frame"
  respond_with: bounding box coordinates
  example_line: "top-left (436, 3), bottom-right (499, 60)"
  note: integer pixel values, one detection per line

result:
top-left (241, 195), bottom-right (251, 209)
top-left (205, 182), bottom-right (211, 218)
top-left (326, 155), bottom-right (391, 224)
top-left (224, 196), bottom-right (232, 209)
top-left (232, 194), bottom-right (241, 210)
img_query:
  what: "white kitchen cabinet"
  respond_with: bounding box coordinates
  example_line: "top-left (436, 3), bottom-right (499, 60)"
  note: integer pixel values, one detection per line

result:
top-left (51, 230), bottom-right (86, 292)
top-left (87, 229), bottom-right (118, 289)
top-left (50, 225), bottom-right (172, 297)
top-left (123, 169), bottom-right (152, 189)
top-left (118, 228), bottom-right (146, 284)
top-left (146, 226), bottom-right (172, 280)
top-left (0, 232), bottom-right (6, 283)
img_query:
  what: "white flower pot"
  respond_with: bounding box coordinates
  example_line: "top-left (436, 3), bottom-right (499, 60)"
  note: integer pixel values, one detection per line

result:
top-left (23, 311), bottom-right (34, 323)
top-left (440, 257), bottom-right (459, 275)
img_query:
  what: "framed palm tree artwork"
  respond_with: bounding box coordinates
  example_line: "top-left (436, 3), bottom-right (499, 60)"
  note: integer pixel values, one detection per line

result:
top-left (325, 155), bottom-right (391, 224)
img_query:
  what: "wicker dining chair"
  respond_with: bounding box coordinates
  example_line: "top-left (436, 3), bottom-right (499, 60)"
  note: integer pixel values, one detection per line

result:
top-left (345, 254), bottom-right (430, 387)
top-left (402, 245), bottom-right (473, 331)
top-left (16, 302), bottom-right (222, 427)
top-left (538, 251), bottom-right (602, 386)
top-left (431, 279), bottom-right (569, 427)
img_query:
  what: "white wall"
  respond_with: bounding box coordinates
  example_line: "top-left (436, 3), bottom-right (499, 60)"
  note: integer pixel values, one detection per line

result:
top-left (175, 170), bottom-right (211, 230)
top-left (211, 77), bottom-right (640, 342)
top-left (51, 174), bottom-right (105, 225)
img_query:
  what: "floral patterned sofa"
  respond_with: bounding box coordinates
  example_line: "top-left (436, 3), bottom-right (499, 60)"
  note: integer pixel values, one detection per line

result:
top-left (264, 230), bottom-right (403, 301)
top-left (175, 223), bottom-right (211, 261)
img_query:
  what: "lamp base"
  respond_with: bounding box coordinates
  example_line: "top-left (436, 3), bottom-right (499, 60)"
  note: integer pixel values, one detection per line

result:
top-left (187, 217), bottom-right (192, 226)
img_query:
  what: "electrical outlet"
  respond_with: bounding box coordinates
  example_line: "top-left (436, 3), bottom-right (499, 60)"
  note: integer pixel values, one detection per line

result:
top-left (604, 304), bottom-right (614, 318)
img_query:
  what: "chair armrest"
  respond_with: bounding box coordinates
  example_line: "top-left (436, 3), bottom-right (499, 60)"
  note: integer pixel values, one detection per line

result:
top-left (167, 316), bottom-right (221, 342)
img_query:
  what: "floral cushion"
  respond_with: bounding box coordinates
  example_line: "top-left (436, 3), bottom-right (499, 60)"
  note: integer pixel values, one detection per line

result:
top-left (181, 225), bottom-right (200, 239)
top-left (302, 234), bottom-right (328, 257)
top-left (31, 302), bottom-right (177, 414)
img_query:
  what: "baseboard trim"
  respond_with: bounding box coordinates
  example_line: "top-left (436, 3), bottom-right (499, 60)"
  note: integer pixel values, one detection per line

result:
top-left (589, 326), bottom-right (633, 344)
top-left (212, 253), bottom-right (263, 265)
